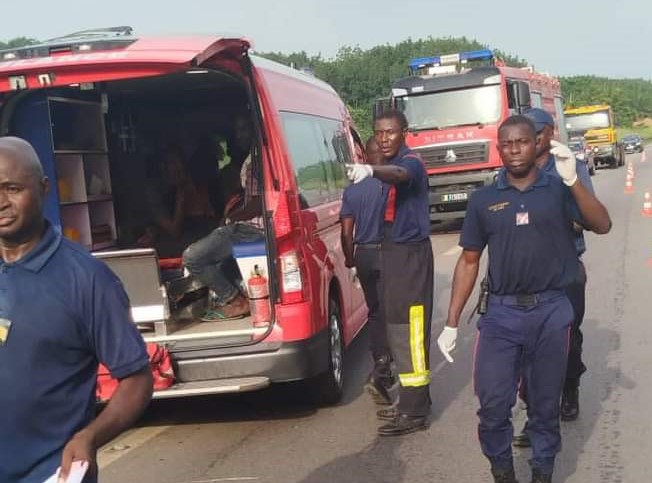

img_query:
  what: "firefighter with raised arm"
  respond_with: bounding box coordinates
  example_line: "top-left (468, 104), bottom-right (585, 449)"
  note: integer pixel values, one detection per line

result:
top-left (347, 109), bottom-right (434, 437)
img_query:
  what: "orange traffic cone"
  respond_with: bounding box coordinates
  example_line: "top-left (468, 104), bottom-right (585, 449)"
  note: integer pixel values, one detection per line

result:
top-left (642, 151), bottom-right (647, 162)
top-left (625, 177), bottom-right (634, 194)
top-left (643, 192), bottom-right (652, 216)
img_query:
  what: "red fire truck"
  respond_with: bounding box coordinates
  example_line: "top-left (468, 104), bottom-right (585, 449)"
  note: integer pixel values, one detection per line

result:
top-left (379, 49), bottom-right (567, 222)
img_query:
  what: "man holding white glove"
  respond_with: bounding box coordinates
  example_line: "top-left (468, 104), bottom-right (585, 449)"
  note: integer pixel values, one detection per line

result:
top-left (440, 115), bottom-right (610, 483)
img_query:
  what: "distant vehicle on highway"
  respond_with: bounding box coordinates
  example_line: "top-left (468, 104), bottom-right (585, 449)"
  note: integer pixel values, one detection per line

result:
top-left (622, 134), bottom-right (644, 153)
top-left (564, 104), bottom-right (625, 169)
top-left (568, 136), bottom-right (596, 176)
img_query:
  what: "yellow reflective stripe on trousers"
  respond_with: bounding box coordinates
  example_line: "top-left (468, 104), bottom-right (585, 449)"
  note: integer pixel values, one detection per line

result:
top-left (398, 305), bottom-right (430, 387)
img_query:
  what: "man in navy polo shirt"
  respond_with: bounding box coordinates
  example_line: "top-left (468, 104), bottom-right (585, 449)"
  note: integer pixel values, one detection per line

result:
top-left (341, 136), bottom-right (396, 406)
top-left (347, 110), bottom-right (434, 437)
top-left (0, 137), bottom-right (153, 483)
top-left (437, 116), bottom-right (610, 483)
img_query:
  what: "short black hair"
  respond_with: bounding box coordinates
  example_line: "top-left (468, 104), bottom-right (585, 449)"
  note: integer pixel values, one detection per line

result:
top-left (498, 115), bottom-right (536, 138)
top-left (375, 109), bottom-right (408, 131)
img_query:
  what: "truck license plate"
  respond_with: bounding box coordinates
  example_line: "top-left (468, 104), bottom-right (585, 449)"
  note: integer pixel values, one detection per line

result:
top-left (441, 192), bottom-right (468, 202)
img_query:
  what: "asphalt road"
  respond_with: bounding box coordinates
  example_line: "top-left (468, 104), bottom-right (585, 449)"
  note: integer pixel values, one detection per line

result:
top-left (101, 149), bottom-right (652, 483)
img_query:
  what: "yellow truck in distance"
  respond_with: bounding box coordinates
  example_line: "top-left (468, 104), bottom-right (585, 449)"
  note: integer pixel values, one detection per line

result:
top-left (564, 104), bottom-right (625, 169)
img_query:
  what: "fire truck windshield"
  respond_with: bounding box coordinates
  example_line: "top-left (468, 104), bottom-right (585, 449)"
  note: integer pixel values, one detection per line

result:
top-left (396, 84), bottom-right (501, 131)
top-left (565, 111), bottom-right (610, 132)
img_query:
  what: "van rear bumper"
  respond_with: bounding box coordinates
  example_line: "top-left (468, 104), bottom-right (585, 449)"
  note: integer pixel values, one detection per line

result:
top-left (170, 328), bottom-right (329, 383)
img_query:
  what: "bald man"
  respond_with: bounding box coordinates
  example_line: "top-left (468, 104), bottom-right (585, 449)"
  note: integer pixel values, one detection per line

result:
top-left (0, 137), bottom-right (153, 483)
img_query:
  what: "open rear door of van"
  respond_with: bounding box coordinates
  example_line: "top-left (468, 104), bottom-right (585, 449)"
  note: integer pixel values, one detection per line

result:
top-left (0, 34), bottom-right (251, 94)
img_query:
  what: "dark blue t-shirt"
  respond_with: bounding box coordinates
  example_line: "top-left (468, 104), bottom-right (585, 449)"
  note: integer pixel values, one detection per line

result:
top-left (0, 223), bottom-right (149, 483)
top-left (460, 169), bottom-right (579, 295)
top-left (340, 177), bottom-right (387, 244)
top-left (387, 146), bottom-right (430, 243)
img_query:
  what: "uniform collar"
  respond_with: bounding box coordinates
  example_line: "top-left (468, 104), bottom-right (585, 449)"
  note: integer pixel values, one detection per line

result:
top-left (1, 221), bottom-right (62, 272)
top-left (496, 167), bottom-right (549, 191)
top-left (389, 145), bottom-right (410, 164)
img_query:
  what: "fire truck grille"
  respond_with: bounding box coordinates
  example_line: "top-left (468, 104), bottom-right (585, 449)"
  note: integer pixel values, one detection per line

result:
top-left (416, 142), bottom-right (489, 168)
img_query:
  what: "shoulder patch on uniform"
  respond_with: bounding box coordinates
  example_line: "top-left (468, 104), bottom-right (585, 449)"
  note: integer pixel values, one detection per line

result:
top-left (488, 201), bottom-right (510, 212)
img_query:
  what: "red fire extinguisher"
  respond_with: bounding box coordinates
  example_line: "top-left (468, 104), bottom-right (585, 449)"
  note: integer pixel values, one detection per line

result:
top-left (247, 266), bottom-right (271, 327)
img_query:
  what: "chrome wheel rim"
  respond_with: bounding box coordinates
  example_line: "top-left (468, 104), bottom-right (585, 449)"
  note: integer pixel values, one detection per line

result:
top-left (329, 312), bottom-right (343, 387)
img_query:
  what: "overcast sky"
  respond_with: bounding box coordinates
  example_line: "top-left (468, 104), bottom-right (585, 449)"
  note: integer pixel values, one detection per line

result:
top-left (2, 0), bottom-right (649, 79)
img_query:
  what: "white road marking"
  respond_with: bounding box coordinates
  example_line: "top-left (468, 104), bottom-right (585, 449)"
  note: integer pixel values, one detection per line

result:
top-left (98, 425), bottom-right (170, 469)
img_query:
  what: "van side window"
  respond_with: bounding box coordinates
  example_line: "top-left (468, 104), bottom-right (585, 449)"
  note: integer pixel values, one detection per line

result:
top-left (318, 119), bottom-right (350, 201)
top-left (281, 112), bottom-right (351, 207)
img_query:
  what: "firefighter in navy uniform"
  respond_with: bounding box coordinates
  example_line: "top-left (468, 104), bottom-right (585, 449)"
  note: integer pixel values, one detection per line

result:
top-left (347, 109), bottom-right (434, 436)
top-left (437, 115), bottom-right (610, 483)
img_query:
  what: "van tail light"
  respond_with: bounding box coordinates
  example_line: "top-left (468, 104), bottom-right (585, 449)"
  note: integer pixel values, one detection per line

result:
top-left (274, 191), bottom-right (306, 304)
top-left (279, 244), bottom-right (304, 304)
top-left (274, 191), bottom-right (293, 239)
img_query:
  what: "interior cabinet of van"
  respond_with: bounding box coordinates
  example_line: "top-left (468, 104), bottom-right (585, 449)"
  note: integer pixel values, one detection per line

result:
top-left (13, 94), bottom-right (116, 250)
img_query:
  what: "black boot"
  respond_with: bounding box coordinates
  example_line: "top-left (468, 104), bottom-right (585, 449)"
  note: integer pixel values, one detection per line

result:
top-left (512, 421), bottom-right (531, 448)
top-left (377, 413), bottom-right (427, 436)
top-left (561, 385), bottom-right (579, 421)
top-left (531, 469), bottom-right (552, 483)
top-left (491, 467), bottom-right (519, 483)
top-left (365, 356), bottom-right (397, 406)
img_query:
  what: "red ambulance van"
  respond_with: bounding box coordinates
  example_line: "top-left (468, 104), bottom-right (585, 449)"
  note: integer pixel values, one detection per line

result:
top-left (0, 27), bottom-right (367, 404)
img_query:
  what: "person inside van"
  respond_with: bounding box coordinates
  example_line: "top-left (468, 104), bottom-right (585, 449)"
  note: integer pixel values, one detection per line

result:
top-left (139, 145), bottom-right (220, 258)
top-left (182, 111), bottom-right (264, 321)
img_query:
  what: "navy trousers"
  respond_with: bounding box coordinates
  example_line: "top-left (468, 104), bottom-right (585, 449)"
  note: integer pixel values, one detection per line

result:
top-left (474, 291), bottom-right (573, 474)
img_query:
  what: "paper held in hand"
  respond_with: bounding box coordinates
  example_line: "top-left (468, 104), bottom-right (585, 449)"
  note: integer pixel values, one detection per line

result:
top-left (41, 460), bottom-right (89, 483)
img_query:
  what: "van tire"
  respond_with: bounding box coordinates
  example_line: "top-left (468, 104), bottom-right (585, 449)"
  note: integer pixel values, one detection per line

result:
top-left (307, 296), bottom-right (344, 405)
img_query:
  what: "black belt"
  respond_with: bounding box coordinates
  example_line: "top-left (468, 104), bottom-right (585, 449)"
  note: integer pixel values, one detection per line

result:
top-left (356, 243), bottom-right (382, 249)
top-left (491, 290), bottom-right (565, 307)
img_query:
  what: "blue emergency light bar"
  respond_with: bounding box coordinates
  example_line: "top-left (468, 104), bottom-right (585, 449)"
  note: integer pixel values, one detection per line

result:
top-left (408, 48), bottom-right (494, 73)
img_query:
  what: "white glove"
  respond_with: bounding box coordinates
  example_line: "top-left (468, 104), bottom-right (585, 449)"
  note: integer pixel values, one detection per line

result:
top-left (437, 326), bottom-right (458, 363)
top-left (345, 163), bottom-right (373, 184)
top-left (550, 140), bottom-right (578, 187)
